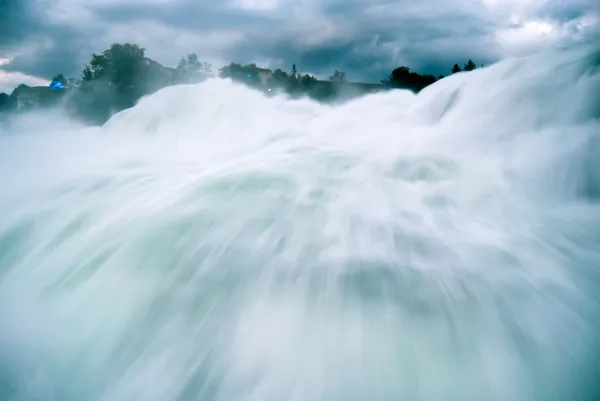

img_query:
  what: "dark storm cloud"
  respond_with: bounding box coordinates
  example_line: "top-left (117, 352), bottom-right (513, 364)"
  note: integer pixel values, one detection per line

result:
top-left (0, 0), bottom-right (598, 89)
top-left (0, 0), bottom-right (40, 47)
top-left (1, 28), bottom-right (90, 79)
top-left (0, 0), bottom-right (87, 78)
top-left (217, 3), bottom-right (498, 80)
top-left (92, 2), bottom-right (271, 31)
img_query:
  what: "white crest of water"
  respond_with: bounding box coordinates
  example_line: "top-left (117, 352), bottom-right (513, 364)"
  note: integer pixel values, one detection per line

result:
top-left (0, 45), bottom-right (599, 401)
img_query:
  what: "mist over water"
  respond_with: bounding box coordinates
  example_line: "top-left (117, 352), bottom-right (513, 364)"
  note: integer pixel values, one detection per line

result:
top-left (1, 45), bottom-right (599, 401)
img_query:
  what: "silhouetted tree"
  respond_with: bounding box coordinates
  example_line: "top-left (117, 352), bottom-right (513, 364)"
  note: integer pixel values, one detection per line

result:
top-left (219, 62), bottom-right (242, 79)
top-left (272, 68), bottom-right (289, 82)
top-left (382, 66), bottom-right (436, 92)
top-left (82, 43), bottom-right (145, 83)
top-left (176, 53), bottom-right (212, 83)
top-left (329, 70), bottom-right (346, 82)
top-left (464, 59), bottom-right (477, 71)
top-left (298, 74), bottom-right (318, 90)
top-left (187, 53), bottom-right (199, 68)
top-left (308, 82), bottom-right (336, 101)
top-left (267, 68), bottom-right (291, 91)
top-left (82, 66), bottom-right (93, 81)
top-left (80, 43), bottom-right (149, 107)
top-left (73, 43), bottom-right (154, 122)
top-left (0, 92), bottom-right (8, 111)
top-left (8, 42), bottom-right (465, 123)
top-left (219, 63), bottom-right (267, 88)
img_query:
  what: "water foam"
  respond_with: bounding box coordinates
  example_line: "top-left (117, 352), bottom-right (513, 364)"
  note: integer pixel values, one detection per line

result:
top-left (0, 45), bottom-right (599, 401)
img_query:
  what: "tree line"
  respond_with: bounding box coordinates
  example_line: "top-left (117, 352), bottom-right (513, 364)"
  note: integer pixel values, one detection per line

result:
top-left (0, 42), bottom-right (480, 125)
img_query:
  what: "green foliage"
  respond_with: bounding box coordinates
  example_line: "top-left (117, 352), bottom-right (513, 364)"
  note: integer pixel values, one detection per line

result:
top-left (2, 39), bottom-right (483, 125)
top-left (297, 74), bottom-right (318, 91)
top-left (266, 69), bottom-right (289, 91)
top-left (272, 69), bottom-right (289, 81)
top-left (0, 92), bottom-right (9, 111)
top-left (82, 66), bottom-right (93, 81)
top-left (219, 63), bottom-right (268, 89)
top-left (82, 43), bottom-right (146, 82)
top-left (66, 78), bottom-right (117, 124)
top-left (307, 81), bottom-right (336, 101)
top-left (75, 43), bottom-right (155, 119)
top-left (175, 53), bottom-right (212, 83)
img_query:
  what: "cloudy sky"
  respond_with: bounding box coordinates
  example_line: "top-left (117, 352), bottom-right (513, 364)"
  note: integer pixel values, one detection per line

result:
top-left (0, 0), bottom-right (598, 93)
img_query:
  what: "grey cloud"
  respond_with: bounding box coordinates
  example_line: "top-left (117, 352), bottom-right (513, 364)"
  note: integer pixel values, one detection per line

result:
top-left (1, 27), bottom-right (90, 78)
top-left (0, 0), bottom-right (43, 49)
top-left (0, 0), bottom-right (87, 79)
top-left (536, 0), bottom-right (599, 22)
top-left (220, 3), bottom-right (498, 80)
top-left (0, 0), bottom-right (598, 87)
top-left (93, 2), bottom-right (262, 31)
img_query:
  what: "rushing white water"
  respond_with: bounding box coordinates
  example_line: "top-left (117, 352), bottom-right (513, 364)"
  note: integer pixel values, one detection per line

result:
top-left (1, 45), bottom-right (599, 401)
